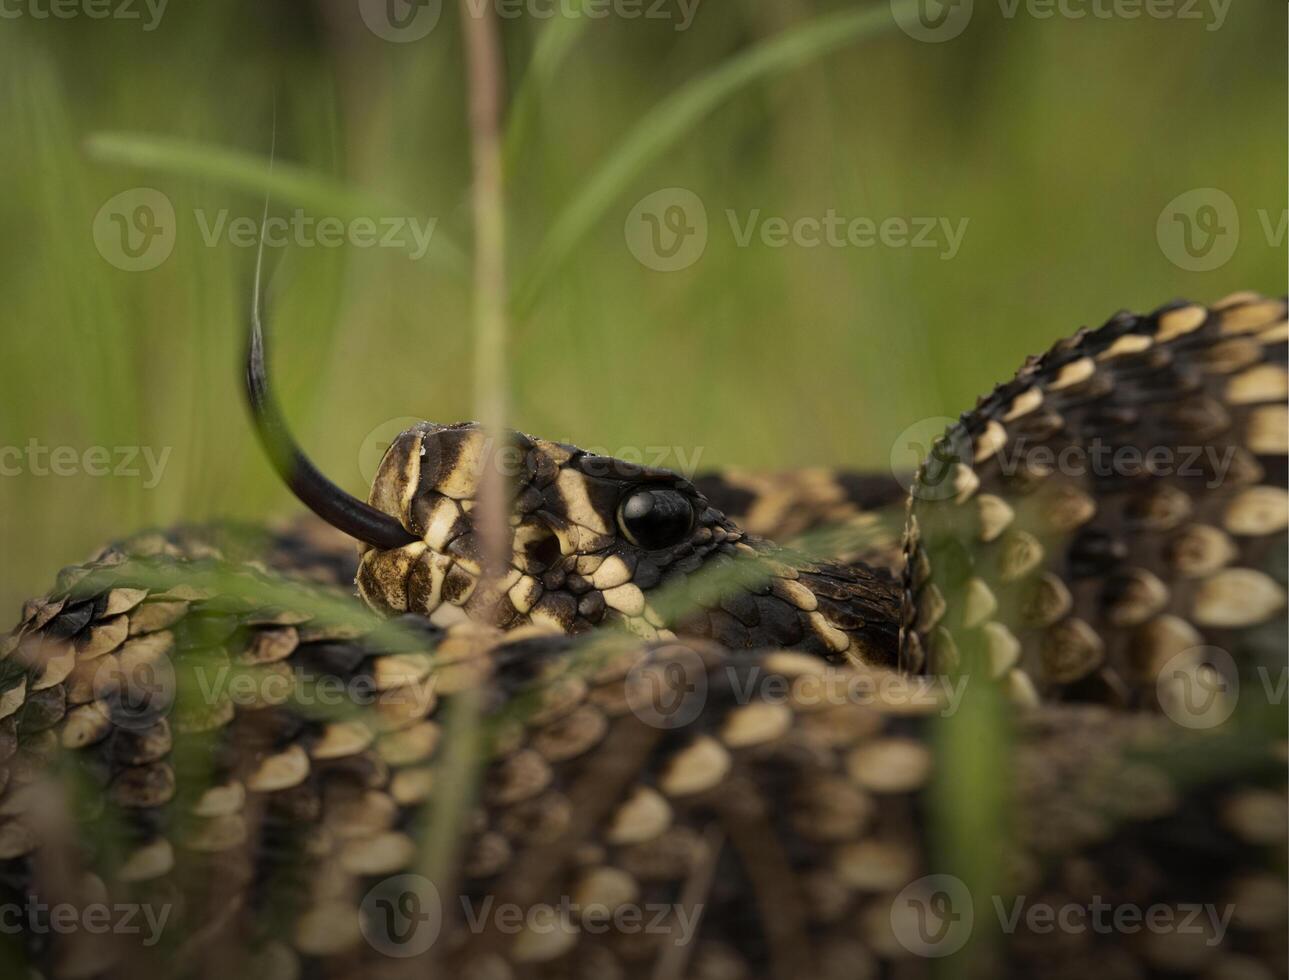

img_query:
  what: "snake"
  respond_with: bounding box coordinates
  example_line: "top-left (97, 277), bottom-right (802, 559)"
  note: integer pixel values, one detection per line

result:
top-left (0, 291), bottom-right (1285, 979)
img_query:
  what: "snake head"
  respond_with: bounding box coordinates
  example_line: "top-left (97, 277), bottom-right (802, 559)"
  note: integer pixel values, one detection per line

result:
top-left (246, 292), bottom-right (898, 661)
top-left (355, 421), bottom-right (747, 639)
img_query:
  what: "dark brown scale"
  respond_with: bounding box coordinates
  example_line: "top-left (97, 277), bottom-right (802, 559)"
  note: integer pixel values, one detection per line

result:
top-left (525, 445), bottom-right (559, 487)
top-left (516, 486), bottom-right (544, 514)
top-left (631, 558), bottom-right (661, 589)
top-left (446, 531), bottom-right (485, 566)
top-left (815, 596), bottom-right (869, 632)
top-left (717, 590), bottom-right (761, 628)
top-left (1009, 407), bottom-right (1066, 442)
top-left (532, 590), bottom-right (578, 631)
top-left (754, 595), bottom-right (805, 646)
top-left (296, 640), bottom-right (367, 677)
top-left (707, 608), bottom-right (754, 648)
top-left (440, 564), bottom-right (476, 605)
top-left (671, 552), bottom-right (705, 575)
top-left (576, 591), bottom-right (606, 624)
top-left (540, 565), bottom-right (567, 591)
top-left (105, 721), bottom-right (172, 767)
top-left (565, 573), bottom-right (593, 595)
top-left (418, 424), bottom-right (483, 492)
top-left (46, 601), bottom-right (95, 640)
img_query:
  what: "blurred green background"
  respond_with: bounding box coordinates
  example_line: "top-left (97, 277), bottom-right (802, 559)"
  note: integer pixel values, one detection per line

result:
top-left (0, 0), bottom-right (1284, 616)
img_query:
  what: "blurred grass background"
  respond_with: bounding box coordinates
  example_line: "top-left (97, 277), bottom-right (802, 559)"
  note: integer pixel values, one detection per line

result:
top-left (0, 0), bottom-right (1284, 616)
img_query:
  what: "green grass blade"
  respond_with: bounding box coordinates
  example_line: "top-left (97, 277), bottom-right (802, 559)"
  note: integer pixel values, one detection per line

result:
top-left (512, 0), bottom-right (915, 316)
top-left (84, 131), bottom-right (468, 273)
top-left (502, 0), bottom-right (595, 174)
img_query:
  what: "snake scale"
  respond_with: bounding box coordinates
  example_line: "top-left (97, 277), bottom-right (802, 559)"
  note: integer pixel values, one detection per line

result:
top-left (0, 292), bottom-right (1285, 979)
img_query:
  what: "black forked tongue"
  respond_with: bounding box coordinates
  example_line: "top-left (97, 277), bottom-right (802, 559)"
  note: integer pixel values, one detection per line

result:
top-left (244, 285), bottom-right (419, 551)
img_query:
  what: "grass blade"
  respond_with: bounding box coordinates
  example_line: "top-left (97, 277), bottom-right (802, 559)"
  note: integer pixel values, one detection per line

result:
top-left (502, 0), bottom-right (595, 173)
top-left (512, 0), bottom-right (915, 316)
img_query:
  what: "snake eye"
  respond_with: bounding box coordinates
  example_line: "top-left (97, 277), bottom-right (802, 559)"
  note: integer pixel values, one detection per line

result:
top-left (617, 488), bottom-right (696, 550)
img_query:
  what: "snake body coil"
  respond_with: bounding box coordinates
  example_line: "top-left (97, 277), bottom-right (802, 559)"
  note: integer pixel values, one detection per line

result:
top-left (0, 292), bottom-right (1284, 980)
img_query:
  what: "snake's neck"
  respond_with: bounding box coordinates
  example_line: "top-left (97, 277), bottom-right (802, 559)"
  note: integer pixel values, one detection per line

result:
top-left (669, 542), bottom-right (904, 670)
